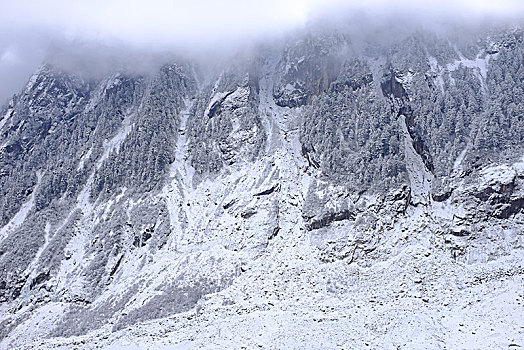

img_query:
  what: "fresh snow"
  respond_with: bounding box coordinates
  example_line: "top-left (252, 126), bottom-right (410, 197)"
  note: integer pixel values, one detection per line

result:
top-left (2, 45), bottom-right (523, 350)
top-left (399, 115), bottom-right (433, 205)
top-left (0, 107), bottom-right (13, 132)
top-left (429, 49), bottom-right (496, 94)
top-left (480, 164), bottom-right (518, 187)
top-left (0, 171), bottom-right (42, 243)
top-left (452, 143), bottom-right (470, 175)
top-left (76, 146), bottom-right (93, 171)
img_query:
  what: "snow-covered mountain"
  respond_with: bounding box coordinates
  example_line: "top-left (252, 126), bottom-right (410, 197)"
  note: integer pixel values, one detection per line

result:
top-left (0, 23), bottom-right (523, 349)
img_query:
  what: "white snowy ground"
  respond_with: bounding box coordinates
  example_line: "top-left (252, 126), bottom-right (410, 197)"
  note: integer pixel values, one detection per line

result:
top-left (14, 215), bottom-right (524, 350)
top-left (3, 58), bottom-right (524, 349)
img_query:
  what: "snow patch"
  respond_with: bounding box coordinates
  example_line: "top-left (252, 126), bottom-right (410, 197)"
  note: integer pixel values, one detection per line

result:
top-left (428, 56), bottom-right (445, 93)
top-left (395, 71), bottom-right (414, 87)
top-left (20, 222), bottom-right (52, 299)
top-left (24, 68), bottom-right (43, 94)
top-left (164, 99), bottom-right (194, 250)
top-left (446, 51), bottom-right (492, 92)
top-left (452, 142), bottom-right (470, 177)
top-left (97, 115), bottom-right (133, 170)
top-left (480, 164), bottom-right (517, 187)
top-left (77, 146), bottom-right (93, 171)
top-left (0, 302), bottom-right (67, 349)
top-left (0, 107), bottom-right (13, 132)
top-left (398, 115), bottom-right (433, 206)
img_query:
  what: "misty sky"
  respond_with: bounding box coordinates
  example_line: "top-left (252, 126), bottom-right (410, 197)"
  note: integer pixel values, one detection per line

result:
top-left (1, 0), bottom-right (523, 103)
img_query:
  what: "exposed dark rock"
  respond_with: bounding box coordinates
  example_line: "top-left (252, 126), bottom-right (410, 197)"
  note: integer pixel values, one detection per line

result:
top-left (474, 182), bottom-right (516, 204)
top-left (301, 144), bottom-right (320, 169)
top-left (133, 229), bottom-right (153, 248)
top-left (411, 133), bottom-right (434, 173)
top-left (241, 210), bottom-right (256, 219)
top-left (269, 226), bottom-right (280, 240)
top-left (432, 189), bottom-right (453, 202)
top-left (5, 142), bottom-right (23, 155)
top-left (30, 271), bottom-right (51, 290)
top-left (109, 255), bottom-right (124, 277)
top-left (451, 229), bottom-right (470, 237)
top-left (306, 209), bottom-right (355, 231)
top-left (208, 90), bottom-right (236, 118)
top-left (381, 72), bottom-right (407, 99)
top-left (400, 106), bottom-right (435, 173)
top-left (273, 84), bottom-right (310, 108)
top-left (330, 74), bottom-right (373, 93)
top-left (495, 197), bottom-right (524, 219)
top-left (223, 199), bottom-right (237, 210)
top-left (469, 173), bottom-right (524, 219)
top-left (273, 42), bottom-right (341, 108)
top-left (254, 184), bottom-right (281, 197)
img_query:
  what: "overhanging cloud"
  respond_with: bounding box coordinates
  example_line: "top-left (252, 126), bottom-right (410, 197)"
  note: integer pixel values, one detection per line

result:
top-left (0, 0), bottom-right (523, 103)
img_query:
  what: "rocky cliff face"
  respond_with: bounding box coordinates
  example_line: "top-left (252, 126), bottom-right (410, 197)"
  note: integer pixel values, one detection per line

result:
top-left (0, 24), bottom-right (523, 349)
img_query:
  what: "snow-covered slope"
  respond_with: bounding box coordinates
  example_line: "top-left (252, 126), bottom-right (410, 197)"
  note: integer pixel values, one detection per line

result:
top-left (0, 25), bottom-right (523, 349)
